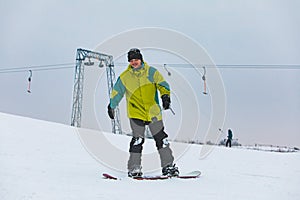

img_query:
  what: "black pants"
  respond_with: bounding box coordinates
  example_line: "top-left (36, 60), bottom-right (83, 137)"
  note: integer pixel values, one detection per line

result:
top-left (226, 139), bottom-right (232, 147)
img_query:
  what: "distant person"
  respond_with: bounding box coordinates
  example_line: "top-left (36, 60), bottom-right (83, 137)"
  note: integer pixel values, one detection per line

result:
top-left (226, 129), bottom-right (233, 147)
top-left (107, 48), bottom-right (179, 178)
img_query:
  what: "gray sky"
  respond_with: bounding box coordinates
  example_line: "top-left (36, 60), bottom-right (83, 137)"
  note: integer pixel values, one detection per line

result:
top-left (0, 0), bottom-right (299, 147)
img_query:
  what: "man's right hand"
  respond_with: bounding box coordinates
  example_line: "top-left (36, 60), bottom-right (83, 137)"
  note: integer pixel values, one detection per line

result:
top-left (107, 104), bottom-right (115, 119)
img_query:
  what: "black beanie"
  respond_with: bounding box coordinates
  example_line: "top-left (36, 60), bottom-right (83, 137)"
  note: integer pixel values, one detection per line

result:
top-left (127, 48), bottom-right (143, 62)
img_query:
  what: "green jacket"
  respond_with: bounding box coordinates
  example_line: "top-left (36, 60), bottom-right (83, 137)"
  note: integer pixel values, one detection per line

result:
top-left (110, 62), bottom-right (170, 121)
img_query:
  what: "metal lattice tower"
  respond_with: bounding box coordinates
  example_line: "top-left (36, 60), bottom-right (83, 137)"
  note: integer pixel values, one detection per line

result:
top-left (71, 48), bottom-right (122, 134)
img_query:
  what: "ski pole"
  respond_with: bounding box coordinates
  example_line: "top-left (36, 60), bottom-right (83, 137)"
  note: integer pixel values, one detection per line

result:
top-left (169, 107), bottom-right (175, 115)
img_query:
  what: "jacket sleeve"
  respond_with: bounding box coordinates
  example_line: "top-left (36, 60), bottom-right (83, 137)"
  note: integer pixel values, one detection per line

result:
top-left (110, 77), bottom-right (126, 109)
top-left (153, 70), bottom-right (171, 97)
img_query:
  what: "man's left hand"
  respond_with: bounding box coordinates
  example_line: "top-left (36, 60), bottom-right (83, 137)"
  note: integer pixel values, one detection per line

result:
top-left (161, 94), bottom-right (170, 110)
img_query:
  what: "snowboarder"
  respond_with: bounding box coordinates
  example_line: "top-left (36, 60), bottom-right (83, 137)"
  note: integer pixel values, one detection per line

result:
top-left (107, 48), bottom-right (179, 178)
top-left (226, 129), bottom-right (233, 147)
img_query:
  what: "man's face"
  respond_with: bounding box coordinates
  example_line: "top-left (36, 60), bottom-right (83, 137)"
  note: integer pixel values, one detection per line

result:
top-left (129, 59), bottom-right (142, 68)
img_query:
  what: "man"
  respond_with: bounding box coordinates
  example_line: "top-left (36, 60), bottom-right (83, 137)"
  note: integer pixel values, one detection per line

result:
top-left (107, 48), bottom-right (179, 178)
top-left (226, 129), bottom-right (233, 147)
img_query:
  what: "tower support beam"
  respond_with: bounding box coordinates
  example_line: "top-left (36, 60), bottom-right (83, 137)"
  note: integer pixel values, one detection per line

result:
top-left (71, 48), bottom-right (122, 134)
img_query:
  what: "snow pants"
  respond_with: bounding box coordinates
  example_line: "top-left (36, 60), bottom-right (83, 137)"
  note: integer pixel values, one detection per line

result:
top-left (127, 118), bottom-right (174, 171)
top-left (226, 139), bottom-right (232, 147)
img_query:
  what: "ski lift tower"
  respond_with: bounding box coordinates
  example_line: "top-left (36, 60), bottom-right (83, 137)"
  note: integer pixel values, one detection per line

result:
top-left (71, 48), bottom-right (122, 134)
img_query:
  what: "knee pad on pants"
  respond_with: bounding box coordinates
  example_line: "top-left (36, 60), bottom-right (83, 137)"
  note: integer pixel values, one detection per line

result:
top-left (129, 137), bottom-right (145, 153)
top-left (153, 130), bottom-right (169, 150)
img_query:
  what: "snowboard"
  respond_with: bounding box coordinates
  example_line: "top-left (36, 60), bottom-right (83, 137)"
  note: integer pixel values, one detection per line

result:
top-left (102, 170), bottom-right (201, 180)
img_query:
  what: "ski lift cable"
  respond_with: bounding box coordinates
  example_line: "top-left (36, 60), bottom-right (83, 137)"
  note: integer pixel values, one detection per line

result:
top-left (166, 64), bottom-right (300, 69)
top-left (0, 62), bottom-right (75, 73)
top-left (1, 62), bottom-right (299, 74)
top-left (0, 65), bottom-right (74, 74)
top-left (2, 62), bottom-right (299, 71)
top-left (114, 62), bottom-right (300, 69)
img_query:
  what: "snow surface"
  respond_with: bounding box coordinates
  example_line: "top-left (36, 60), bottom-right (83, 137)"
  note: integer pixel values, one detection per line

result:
top-left (1, 112), bottom-right (300, 200)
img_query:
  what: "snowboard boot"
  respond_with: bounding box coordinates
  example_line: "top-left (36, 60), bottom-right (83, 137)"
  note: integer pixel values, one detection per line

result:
top-left (162, 164), bottom-right (179, 177)
top-left (128, 166), bottom-right (143, 178)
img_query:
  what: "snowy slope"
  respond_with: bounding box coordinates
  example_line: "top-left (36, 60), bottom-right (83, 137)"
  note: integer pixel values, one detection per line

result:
top-left (1, 112), bottom-right (300, 200)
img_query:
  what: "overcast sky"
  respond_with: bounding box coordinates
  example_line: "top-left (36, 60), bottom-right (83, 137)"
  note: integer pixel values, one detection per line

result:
top-left (0, 0), bottom-right (299, 147)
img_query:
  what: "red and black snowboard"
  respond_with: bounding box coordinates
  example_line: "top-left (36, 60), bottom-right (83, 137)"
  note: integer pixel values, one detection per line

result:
top-left (102, 171), bottom-right (201, 180)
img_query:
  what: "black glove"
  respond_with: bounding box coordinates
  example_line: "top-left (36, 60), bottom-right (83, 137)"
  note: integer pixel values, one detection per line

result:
top-left (107, 103), bottom-right (115, 119)
top-left (161, 94), bottom-right (171, 110)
